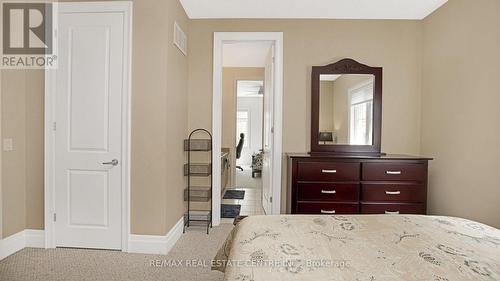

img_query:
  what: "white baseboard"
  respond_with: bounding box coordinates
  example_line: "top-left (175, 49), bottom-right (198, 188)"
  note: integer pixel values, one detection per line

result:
top-left (25, 229), bottom-right (45, 248)
top-left (0, 231), bottom-right (25, 260)
top-left (128, 217), bottom-right (184, 255)
top-left (0, 219), bottom-right (184, 259)
top-left (0, 229), bottom-right (45, 260)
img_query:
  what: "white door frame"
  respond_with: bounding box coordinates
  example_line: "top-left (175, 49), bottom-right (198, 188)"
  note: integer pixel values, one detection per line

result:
top-left (0, 72), bottom-right (2, 239)
top-left (212, 32), bottom-right (283, 226)
top-left (44, 1), bottom-right (133, 250)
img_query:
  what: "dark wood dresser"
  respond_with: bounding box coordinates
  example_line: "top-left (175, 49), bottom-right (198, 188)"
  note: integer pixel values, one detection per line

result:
top-left (287, 154), bottom-right (432, 215)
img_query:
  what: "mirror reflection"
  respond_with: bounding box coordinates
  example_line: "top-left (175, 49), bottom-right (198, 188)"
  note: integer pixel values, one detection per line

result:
top-left (319, 74), bottom-right (374, 145)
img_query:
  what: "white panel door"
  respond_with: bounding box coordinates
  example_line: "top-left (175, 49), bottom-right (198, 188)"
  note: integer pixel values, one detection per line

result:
top-left (54, 11), bottom-right (125, 249)
top-left (262, 46), bottom-right (275, 214)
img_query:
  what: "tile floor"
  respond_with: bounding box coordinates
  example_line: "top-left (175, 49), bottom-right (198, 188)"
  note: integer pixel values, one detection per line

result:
top-left (222, 165), bottom-right (265, 217)
top-left (222, 188), bottom-right (265, 216)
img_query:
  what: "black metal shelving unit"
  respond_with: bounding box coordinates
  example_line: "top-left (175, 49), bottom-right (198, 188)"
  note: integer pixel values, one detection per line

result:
top-left (183, 128), bottom-right (212, 234)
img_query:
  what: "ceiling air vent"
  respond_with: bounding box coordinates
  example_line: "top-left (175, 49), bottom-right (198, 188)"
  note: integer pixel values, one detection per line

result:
top-left (173, 21), bottom-right (187, 56)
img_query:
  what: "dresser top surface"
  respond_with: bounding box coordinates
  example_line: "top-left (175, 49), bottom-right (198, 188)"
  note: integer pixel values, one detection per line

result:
top-left (287, 153), bottom-right (433, 161)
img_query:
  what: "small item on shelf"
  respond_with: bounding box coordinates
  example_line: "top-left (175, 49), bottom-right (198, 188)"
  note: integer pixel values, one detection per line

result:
top-left (184, 128), bottom-right (213, 234)
top-left (251, 150), bottom-right (263, 178)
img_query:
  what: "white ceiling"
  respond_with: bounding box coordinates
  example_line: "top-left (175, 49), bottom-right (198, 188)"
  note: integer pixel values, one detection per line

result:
top-left (223, 41), bottom-right (273, 67)
top-left (180, 0), bottom-right (448, 20)
top-left (237, 80), bottom-right (264, 97)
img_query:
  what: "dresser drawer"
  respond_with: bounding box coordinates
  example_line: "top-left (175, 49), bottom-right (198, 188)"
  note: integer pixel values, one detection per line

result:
top-left (297, 183), bottom-right (359, 201)
top-left (296, 202), bottom-right (359, 214)
top-left (361, 183), bottom-right (425, 202)
top-left (297, 162), bottom-right (360, 181)
top-left (360, 203), bottom-right (425, 215)
top-left (362, 162), bottom-right (425, 181)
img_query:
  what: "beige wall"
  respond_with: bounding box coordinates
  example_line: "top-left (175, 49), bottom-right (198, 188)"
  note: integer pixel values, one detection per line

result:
top-left (189, 20), bottom-right (423, 155)
top-left (25, 70), bottom-right (45, 231)
top-left (1, 0), bottom-right (189, 237)
top-left (122, 0), bottom-right (190, 235)
top-left (1, 70), bottom-right (44, 237)
top-left (222, 67), bottom-right (265, 187)
top-left (1, 69), bottom-right (44, 237)
top-left (1, 71), bottom-right (27, 237)
top-left (163, 0), bottom-right (189, 234)
top-left (130, 0), bottom-right (169, 235)
top-left (422, 0), bottom-right (500, 228)
top-left (188, 19), bottom-right (424, 211)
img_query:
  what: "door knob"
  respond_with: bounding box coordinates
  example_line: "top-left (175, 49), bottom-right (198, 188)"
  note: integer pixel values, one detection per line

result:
top-left (102, 159), bottom-right (119, 166)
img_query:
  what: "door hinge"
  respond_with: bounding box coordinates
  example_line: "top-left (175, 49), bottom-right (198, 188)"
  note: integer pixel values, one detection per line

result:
top-left (52, 122), bottom-right (57, 131)
top-left (271, 127), bottom-right (274, 133)
top-left (270, 196), bottom-right (273, 203)
top-left (53, 213), bottom-right (57, 222)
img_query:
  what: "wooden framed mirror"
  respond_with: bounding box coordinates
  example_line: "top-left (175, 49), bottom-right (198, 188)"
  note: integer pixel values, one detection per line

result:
top-left (310, 58), bottom-right (383, 155)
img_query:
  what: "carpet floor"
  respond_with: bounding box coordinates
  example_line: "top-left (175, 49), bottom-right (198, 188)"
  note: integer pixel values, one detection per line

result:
top-left (0, 223), bottom-right (234, 281)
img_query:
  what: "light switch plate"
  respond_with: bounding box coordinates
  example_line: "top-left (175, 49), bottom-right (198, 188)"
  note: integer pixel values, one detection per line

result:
top-left (3, 138), bottom-right (13, 151)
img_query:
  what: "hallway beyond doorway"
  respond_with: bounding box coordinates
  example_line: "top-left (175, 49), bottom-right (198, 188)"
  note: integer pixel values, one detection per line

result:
top-left (222, 165), bottom-right (264, 216)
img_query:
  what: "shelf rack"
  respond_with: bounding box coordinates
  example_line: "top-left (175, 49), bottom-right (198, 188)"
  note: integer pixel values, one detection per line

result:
top-left (183, 128), bottom-right (212, 234)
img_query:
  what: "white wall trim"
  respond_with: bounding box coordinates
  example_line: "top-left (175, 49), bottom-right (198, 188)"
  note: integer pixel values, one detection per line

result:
top-left (44, 1), bottom-right (133, 250)
top-left (24, 230), bottom-right (45, 248)
top-left (0, 70), bottom-right (2, 239)
top-left (128, 217), bottom-right (184, 255)
top-left (0, 231), bottom-right (25, 260)
top-left (212, 32), bottom-right (284, 225)
top-left (0, 229), bottom-right (45, 260)
top-left (0, 218), bottom-right (182, 260)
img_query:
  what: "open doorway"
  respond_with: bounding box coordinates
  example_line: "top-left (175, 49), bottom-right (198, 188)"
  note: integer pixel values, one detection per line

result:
top-left (221, 42), bottom-right (269, 218)
top-left (232, 79), bottom-right (265, 216)
top-left (212, 33), bottom-right (283, 225)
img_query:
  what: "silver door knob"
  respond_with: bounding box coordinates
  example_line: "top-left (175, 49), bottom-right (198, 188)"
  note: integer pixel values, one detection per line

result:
top-left (102, 159), bottom-right (119, 166)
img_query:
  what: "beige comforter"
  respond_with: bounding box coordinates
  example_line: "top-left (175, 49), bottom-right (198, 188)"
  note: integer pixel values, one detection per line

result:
top-left (214, 215), bottom-right (500, 281)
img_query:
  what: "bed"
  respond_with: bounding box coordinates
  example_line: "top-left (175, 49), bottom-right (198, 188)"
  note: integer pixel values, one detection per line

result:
top-left (214, 215), bottom-right (500, 281)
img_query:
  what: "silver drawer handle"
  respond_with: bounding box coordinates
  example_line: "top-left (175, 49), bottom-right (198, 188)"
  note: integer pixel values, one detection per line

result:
top-left (321, 190), bottom-right (337, 194)
top-left (385, 211), bottom-right (400, 215)
top-left (386, 170), bottom-right (402, 175)
top-left (385, 191), bottom-right (401, 195)
top-left (322, 169), bottom-right (337, 173)
top-left (321, 209), bottom-right (336, 214)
